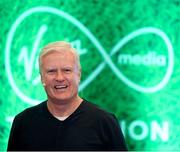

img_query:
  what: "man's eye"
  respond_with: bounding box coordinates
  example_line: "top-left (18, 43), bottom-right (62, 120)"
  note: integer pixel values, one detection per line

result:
top-left (64, 69), bottom-right (71, 73)
top-left (47, 70), bottom-right (55, 73)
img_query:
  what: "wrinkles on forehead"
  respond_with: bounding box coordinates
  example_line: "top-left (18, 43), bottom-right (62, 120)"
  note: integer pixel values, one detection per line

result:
top-left (40, 51), bottom-right (79, 74)
top-left (39, 41), bottom-right (81, 73)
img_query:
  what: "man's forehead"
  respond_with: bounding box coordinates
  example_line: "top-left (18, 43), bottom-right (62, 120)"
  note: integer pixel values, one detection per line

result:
top-left (42, 50), bottom-right (75, 59)
top-left (42, 52), bottom-right (77, 65)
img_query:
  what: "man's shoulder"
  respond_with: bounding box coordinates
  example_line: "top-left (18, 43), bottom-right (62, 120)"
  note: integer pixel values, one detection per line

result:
top-left (15, 101), bottom-right (46, 120)
top-left (83, 100), bottom-right (115, 120)
top-left (81, 100), bottom-right (120, 129)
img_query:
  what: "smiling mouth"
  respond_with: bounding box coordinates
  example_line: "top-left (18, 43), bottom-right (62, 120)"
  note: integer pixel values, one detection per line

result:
top-left (54, 85), bottom-right (68, 90)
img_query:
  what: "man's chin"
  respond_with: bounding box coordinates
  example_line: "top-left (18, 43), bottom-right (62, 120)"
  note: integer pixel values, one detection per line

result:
top-left (49, 96), bottom-right (73, 104)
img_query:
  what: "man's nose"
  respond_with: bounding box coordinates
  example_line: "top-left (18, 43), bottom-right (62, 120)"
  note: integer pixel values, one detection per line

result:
top-left (55, 71), bottom-right (64, 81)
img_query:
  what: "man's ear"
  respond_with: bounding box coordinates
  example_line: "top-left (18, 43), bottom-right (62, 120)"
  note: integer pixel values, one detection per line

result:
top-left (40, 73), bottom-right (46, 86)
top-left (78, 69), bottom-right (81, 79)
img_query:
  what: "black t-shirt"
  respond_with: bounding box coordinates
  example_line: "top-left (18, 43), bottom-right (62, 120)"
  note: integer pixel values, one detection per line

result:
top-left (7, 100), bottom-right (128, 151)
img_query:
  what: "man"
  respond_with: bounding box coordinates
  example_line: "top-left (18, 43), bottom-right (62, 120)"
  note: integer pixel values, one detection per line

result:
top-left (7, 41), bottom-right (128, 151)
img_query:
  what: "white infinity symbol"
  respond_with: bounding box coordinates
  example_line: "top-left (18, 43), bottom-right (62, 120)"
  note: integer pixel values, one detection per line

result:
top-left (5, 6), bottom-right (174, 105)
top-left (80, 27), bottom-right (174, 93)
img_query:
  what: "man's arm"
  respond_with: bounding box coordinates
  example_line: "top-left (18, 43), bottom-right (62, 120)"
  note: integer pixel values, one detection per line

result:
top-left (7, 116), bottom-right (22, 151)
top-left (105, 114), bottom-right (128, 151)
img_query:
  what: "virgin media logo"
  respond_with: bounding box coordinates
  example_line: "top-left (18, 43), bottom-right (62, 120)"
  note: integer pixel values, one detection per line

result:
top-left (5, 6), bottom-right (174, 105)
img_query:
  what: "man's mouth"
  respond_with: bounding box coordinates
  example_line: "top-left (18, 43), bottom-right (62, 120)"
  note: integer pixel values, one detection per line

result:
top-left (54, 85), bottom-right (68, 90)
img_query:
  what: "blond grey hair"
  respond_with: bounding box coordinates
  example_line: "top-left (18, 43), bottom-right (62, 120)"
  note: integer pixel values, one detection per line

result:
top-left (39, 41), bottom-right (81, 73)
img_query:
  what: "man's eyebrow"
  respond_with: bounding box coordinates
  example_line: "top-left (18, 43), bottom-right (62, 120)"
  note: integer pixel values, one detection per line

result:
top-left (46, 67), bottom-right (57, 71)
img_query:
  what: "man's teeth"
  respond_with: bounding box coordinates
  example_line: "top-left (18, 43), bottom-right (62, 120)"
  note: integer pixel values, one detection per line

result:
top-left (54, 85), bottom-right (67, 89)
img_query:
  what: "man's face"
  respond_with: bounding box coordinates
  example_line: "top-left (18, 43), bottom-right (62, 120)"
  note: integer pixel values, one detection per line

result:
top-left (40, 51), bottom-right (81, 103)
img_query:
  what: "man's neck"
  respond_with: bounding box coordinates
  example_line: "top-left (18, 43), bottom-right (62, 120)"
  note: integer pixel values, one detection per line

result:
top-left (47, 96), bottom-right (83, 118)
